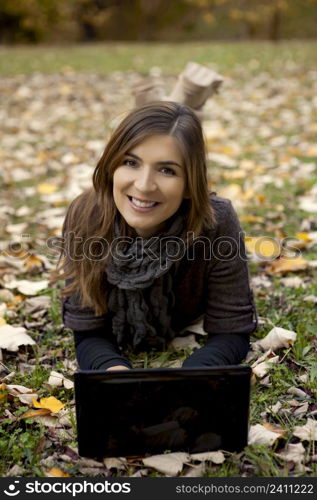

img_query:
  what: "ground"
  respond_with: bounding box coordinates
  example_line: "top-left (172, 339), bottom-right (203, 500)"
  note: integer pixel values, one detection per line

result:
top-left (0, 42), bottom-right (316, 477)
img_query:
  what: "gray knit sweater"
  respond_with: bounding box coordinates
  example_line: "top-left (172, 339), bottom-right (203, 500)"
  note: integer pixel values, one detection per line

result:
top-left (61, 194), bottom-right (258, 342)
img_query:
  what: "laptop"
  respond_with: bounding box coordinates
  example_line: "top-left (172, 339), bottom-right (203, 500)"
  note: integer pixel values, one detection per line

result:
top-left (74, 365), bottom-right (251, 459)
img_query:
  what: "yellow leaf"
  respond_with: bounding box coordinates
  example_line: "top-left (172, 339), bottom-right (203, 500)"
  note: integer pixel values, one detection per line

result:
top-left (245, 237), bottom-right (281, 259)
top-left (37, 183), bottom-right (57, 195)
top-left (32, 396), bottom-right (65, 414)
top-left (296, 232), bottom-right (312, 243)
top-left (47, 467), bottom-right (70, 477)
top-left (23, 255), bottom-right (44, 272)
top-left (265, 257), bottom-right (308, 275)
top-left (240, 215), bottom-right (264, 223)
top-left (0, 384), bottom-right (7, 402)
top-left (0, 317), bottom-right (6, 327)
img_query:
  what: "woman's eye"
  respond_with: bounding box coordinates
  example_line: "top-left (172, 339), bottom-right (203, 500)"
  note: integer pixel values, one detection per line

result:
top-left (123, 159), bottom-right (137, 167)
top-left (161, 167), bottom-right (175, 176)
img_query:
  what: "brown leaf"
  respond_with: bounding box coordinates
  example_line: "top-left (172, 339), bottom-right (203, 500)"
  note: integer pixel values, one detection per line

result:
top-left (264, 257), bottom-right (308, 275)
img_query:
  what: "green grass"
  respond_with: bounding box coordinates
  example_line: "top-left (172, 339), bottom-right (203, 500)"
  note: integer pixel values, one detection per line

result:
top-left (1, 41), bottom-right (317, 76)
top-left (0, 41), bottom-right (316, 477)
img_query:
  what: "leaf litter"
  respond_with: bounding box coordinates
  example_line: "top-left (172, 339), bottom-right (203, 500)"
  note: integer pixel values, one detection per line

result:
top-left (0, 57), bottom-right (316, 477)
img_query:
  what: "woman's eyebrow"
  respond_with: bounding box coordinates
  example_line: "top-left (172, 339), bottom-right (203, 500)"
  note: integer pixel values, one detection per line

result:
top-left (125, 151), bottom-right (183, 169)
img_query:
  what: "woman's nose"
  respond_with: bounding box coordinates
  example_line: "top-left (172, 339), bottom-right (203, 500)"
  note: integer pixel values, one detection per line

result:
top-left (134, 166), bottom-right (156, 192)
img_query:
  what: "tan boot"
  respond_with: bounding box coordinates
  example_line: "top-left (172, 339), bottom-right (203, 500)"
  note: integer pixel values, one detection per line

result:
top-left (167, 61), bottom-right (223, 110)
top-left (132, 78), bottom-right (165, 107)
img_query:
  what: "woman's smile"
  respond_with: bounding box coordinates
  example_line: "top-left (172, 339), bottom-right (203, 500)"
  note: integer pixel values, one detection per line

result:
top-left (112, 135), bottom-right (188, 238)
top-left (127, 195), bottom-right (161, 211)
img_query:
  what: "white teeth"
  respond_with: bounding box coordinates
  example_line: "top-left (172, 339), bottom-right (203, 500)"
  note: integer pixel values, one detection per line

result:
top-left (131, 197), bottom-right (157, 208)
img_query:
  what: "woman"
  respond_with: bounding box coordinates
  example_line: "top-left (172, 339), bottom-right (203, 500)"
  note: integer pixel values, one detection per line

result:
top-left (55, 101), bottom-right (257, 371)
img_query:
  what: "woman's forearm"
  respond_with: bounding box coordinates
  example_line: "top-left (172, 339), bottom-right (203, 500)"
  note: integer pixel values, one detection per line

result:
top-left (182, 333), bottom-right (250, 367)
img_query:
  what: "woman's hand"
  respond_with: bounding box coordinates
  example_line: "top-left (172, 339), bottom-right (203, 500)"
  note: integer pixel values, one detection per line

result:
top-left (106, 365), bottom-right (131, 371)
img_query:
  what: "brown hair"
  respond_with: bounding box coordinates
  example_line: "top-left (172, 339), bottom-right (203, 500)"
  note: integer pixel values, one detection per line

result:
top-left (52, 101), bottom-right (216, 315)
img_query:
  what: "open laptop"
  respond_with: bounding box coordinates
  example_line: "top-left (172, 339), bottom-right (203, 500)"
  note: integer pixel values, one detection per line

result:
top-left (74, 365), bottom-right (251, 459)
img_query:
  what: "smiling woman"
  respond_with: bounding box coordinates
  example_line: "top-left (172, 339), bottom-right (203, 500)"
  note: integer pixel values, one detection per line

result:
top-left (52, 101), bottom-right (257, 371)
top-left (113, 135), bottom-right (188, 238)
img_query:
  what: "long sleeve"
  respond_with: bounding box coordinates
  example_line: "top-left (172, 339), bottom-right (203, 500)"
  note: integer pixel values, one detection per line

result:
top-left (203, 198), bottom-right (257, 337)
top-left (182, 198), bottom-right (257, 368)
top-left (182, 333), bottom-right (249, 367)
top-left (73, 329), bottom-right (133, 370)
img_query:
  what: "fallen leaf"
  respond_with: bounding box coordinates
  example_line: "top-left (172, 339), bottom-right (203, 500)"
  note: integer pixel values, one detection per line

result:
top-left (287, 387), bottom-right (309, 399)
top-left (279, 277), bottom-right (306, 289)
top-left (169, 334), bottom-right (200, 351)
top-left (142, 452), bottom-right (190, 476)
top-left (190, 450), bottom-right (225, 464)
top-left (265, 256), bottom-right (308, 274)
top-left (33, 396), bottom-right (65, 414)
top-left (245, 236), bottom-right (281, 260)
top-left (184, 463), bottom-right (206, 477)
top-left (47, 371), bottom-right (74, 390)
top-left (252, 356), bottom-right (279, 378)
top-left (253, 326), bottom-right (296, 352)
top-left (0, 324), bottom-right (36, 351)
top-left (303, 295), bottom-right (317, 304)
top-left (5, 383), bottom-right (38, 405)
top-left (46, 467), bottom-right (70, 477)
top-left (103, 457), bottom-right (127, 471)
top-left (248, 424), bottom-right (282, 446)
top-left (276, 443), bottom-right (306, 470)
top-left (20, 408), bottom-right (51, 419)
top-left (293, 419), bottom-right (317, 441)
top-left (293, 402), bottom-right (309, 416)
top-left (262, 422), bottom-right (286, 438)
top-left (5, 279), bottom-right (48, 295)
top-left (37, 183), bottom-right (57, 195)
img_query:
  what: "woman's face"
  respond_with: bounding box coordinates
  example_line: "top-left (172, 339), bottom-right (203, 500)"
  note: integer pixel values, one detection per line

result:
top-left (113, 134), bottom-right (188, 238)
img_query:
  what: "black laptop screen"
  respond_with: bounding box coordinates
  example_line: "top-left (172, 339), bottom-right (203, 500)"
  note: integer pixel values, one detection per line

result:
top-left (75, 366), bottom-right (251, 459)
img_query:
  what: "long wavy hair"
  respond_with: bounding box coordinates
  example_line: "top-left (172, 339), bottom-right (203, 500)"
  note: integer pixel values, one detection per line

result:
top-left (51, 101), bottom-right (216, 315)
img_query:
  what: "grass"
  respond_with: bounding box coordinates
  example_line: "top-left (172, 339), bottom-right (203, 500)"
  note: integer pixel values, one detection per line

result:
top-left (0, 41), bottom-right (316, 477)
top-left (1, 40), bottom-right (317, 76)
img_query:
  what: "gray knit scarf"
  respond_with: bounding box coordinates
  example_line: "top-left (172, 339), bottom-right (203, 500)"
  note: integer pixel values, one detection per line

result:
top-left (105, 212), bottom-right (187, 351)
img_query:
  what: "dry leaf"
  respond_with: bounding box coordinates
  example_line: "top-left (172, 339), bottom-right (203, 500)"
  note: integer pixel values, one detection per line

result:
top-left (48, 371), bottom-right (64, 387)
top-left (293, 402), bottom-right (309, 416)
top-left (265, 256), bottom-right (308, 274)
top-left (169, 335), bottom-right (200, 351)
top-left (20, 408), bottom-right (51, 419)
top-left (245, 237), bottom-right (281, 260)
top-left (5, 279), bottom-right (48, 295)
top-left (252, 356), bottom-right (279, 378)
top-left (184, 463), bottom-right (206, 477)
top-left (0, 324), bottom-right (36, 351)
top-left (47, 370), bottom-right (74, 390)
top-left (190, 450), bottom-right (225, 464)
top-left (279, 277), bottom-right (306, 289)
top-left (142, 452), bottom-right (190, 476)
top-left (46, 467), bottom-right (70, 477)
top-left (248, 424), bottom-right (282, 446)
top-left (32, 396), bottom-right (65, 414)
top-left (293, 419), bottom-right (317, 441)
top-left (37, 183), bottom-right (57, 195)
top-left (287, 387), bottom-right (309, 399)
top-left (262, 422), bottom-right (286, 438)
top-left (104, 457), bottom-right (127, 471)
top-left (5, 383), bottom-right (38, 405)
top-left (276, 443), bottom-right (306, 469)
top-left (253, 326), bottom-right (296, 352)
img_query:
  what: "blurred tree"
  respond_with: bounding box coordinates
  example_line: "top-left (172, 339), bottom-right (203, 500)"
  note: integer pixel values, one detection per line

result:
top-left (0, 0), bottom-right (67, 42)
top-left (0, 0), bottom-right (316, 43)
